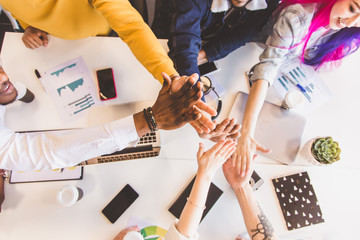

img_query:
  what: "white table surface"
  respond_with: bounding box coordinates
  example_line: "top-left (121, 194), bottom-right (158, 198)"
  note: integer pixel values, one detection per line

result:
top-left (0, 32), bottom-right (359, 239)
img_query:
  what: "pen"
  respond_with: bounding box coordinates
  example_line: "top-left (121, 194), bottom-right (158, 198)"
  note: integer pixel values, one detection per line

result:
top-left (34, 69), bottom-right (46, 91)
top-left (284, 75), bottom-right (306, 93)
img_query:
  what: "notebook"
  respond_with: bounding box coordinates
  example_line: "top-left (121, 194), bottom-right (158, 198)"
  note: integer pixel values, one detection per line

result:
top-left (169, 175), bottom-right (223, 222)
top-left (84, 131), bottom-right (161, 165)
top-left (229, 92), bottom-right (307, 164)
top-left (272, 171), bottom-right (325, 230)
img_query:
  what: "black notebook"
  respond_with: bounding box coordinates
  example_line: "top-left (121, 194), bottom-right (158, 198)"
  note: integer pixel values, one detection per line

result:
top-left (272, 171), bottom-right (325, 230)
top-left (169, 175), bottom-right (223, 222)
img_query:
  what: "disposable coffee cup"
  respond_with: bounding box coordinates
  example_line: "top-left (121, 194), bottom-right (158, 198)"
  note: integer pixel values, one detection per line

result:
top-left (123, 231), bottom-right (144, 240)
top-left (281, 90), bottom-right (305, 110)
top-left (18, 88), bottom-right (35, 103)
top-left (56, 185), bottom-right (83, 207)
top-left (12, 81), bottom-right (35, 103)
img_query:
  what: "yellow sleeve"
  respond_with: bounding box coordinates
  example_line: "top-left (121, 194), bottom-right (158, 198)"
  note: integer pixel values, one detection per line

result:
top-left (90, 0), bottom-right (177, 83)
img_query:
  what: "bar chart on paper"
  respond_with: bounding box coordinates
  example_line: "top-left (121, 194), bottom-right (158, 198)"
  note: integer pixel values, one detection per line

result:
top-left (41, 57), bottom-right (98, 123)
top-left (272, 58), bottom-right (332, 113)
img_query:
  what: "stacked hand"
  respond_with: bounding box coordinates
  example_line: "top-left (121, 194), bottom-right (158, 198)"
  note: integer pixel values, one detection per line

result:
top-left (222, 154), bottom-right (256, 191)
top-left (232, 134), bottom-right (270, 177)
top-left (195, 118), bottom-right (240, 142)
top-left (170, 74), bottom-right (216, 131)
top-left (22, 26), bottom-right (49, 49)
top-left (152, 73), bottom-right (217, 131)
top-left (197, 139), bottom-right (236, 180)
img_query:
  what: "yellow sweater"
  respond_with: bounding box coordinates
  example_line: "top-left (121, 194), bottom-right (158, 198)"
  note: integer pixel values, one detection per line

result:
top-left (0, 0), bottom-right (177, 83)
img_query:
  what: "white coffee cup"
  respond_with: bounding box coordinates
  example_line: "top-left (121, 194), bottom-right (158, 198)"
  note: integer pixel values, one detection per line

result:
top-left (281, 90), bottom-right (306, 110)
top-left (123, 231), bottom-right (144, 240)
top-left (56, 185), bottom-right (83, 207)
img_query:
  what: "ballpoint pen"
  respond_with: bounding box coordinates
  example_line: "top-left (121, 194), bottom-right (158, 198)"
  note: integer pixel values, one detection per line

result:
top-left (34, 69), bottom-right (46, 92)
top-left (284, 75), bottom-right (306, 93)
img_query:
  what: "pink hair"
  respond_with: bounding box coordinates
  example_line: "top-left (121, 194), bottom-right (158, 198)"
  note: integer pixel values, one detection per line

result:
top-left (276, 0), bottom-right (344, 66)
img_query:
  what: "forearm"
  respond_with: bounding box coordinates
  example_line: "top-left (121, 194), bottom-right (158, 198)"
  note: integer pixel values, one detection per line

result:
top-left (176, 173), bottom-right (212, 238)
top-left (241, 80), bottom-right (268, 137)
top-left (235, 184), bottom-right (278, 240)
top-left (92, 0), bottom-right (177, 83)
top-left (167, 0), bottom-right (203, 76)
top-left (0, 170), bottom-right (5, 212)
top-left (0, 116), bottom-right (138, 170)
top-left (133, 111), bottom-right (151, 137)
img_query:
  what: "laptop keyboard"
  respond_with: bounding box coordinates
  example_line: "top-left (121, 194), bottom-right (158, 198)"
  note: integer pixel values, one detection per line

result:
top-left (97, 150), bottom-right (159, 163)
top-left (138, 132), bottom-right (157, 145)
top-left (95, 132), bottom-right (159, 163)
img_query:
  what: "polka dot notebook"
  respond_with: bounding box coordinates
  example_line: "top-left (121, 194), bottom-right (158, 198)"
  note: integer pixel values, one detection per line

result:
top-left (272, 171), bottom-right (325, 230)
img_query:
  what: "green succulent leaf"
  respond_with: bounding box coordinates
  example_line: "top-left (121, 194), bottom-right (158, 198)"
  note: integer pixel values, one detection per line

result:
top-left (311, 137), bottom-right (341, 164)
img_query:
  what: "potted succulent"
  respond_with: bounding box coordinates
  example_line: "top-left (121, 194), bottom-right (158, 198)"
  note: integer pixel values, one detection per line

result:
top-left (299, 136), bottom-right (341, 166)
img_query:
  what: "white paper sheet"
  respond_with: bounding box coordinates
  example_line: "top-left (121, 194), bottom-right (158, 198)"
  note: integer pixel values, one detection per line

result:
top-left (270, 58), bottom-right (332, 114)
top-left (41, 57), bottom-right (99, 123)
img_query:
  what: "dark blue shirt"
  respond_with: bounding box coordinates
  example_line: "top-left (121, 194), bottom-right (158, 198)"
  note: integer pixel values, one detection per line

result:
top-left (152, 0), bottom-right (279, 76)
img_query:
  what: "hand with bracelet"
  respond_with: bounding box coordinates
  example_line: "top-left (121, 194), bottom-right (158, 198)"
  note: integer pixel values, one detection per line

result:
top-left (165, 140), bottom-right (236, 240)
top-left (133, 72), bottom-right (217, 137)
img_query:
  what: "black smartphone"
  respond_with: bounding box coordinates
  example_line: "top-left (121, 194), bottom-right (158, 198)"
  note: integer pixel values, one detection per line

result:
top-left (198, 62), bottom-right (219, 76)
top-left (96, 68), bottom-right (117, 101)
top-left (249, 170), bottom-right (264, 191)
top-left (102, 184), bottom-right (139, 224)
top-left (169, 175), bottom-right (223, 222)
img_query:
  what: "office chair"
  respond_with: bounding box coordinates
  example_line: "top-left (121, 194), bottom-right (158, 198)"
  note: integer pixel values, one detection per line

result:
top-left (129, 0), bottom-right (148, 24)
top-left (0, 6), bottom-right (21, 32)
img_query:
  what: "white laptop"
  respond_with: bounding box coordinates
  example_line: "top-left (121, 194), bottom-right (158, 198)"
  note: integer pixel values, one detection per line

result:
top-left (229, 92), bottom-right (307, 164)
top-left (83, 131), bottom-right (161, 165)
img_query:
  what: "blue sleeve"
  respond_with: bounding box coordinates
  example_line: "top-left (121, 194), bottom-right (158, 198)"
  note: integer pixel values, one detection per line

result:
top-left (203, 0), bottom-right (279, 62)
top-left (168, 0), bottom-right (208, 76)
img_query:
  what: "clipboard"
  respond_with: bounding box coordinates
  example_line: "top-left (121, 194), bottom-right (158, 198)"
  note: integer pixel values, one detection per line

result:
top-left (9, 166), bottom-right (83, 184)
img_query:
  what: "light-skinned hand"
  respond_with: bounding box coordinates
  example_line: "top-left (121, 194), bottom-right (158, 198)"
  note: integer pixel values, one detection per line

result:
top-left (22, 26), bottom-right (49, 49)
top-left (113, 226), bottom-right (140, 240)
top-left (222, 155), bottom-right (257, 191)
top-left (197, 139), bottom-right (236, 180)
top-left (196, 118), bottom-right (240, 142)
top-left (232, 134), bottom-right (270, 177)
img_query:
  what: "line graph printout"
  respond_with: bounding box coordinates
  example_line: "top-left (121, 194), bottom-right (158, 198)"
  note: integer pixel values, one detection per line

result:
top-left (42, 57), bottom-right (98, 123)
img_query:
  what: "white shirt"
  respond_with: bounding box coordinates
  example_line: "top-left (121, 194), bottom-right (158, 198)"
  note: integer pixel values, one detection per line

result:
top-left (0, 96), bottom-right (139, 171)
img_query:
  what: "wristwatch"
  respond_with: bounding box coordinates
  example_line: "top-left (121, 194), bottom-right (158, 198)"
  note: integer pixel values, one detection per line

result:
top-left (0, 169), bottom-right (8, 179)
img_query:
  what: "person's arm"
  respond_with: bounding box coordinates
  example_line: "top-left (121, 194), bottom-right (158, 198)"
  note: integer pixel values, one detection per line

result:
top-left (232, 4), bottom-right (312, 175)
top-left (0, 169), bottom-right (5, 213)
top-left (166, 140), bottom-right (236, 239)
top-left (0, 73), bottom-right (204, 171)
top-left (90, 0), bottom-right (177, 84)
top-left (167, 0), bottom-right (204, 76)
top-left (202, 0), bottom-right (279, 62)
top-left (222, 158), bottom-right (278, 240)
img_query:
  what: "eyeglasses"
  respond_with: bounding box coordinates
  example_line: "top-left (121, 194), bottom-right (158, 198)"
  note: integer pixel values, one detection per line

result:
top-left (200, 76), bottom-right (222, 121)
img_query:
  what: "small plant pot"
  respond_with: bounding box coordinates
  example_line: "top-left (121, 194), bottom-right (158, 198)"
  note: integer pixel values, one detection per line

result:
top-left (298, 137), bottom-right (326, 166)
top-left (297, 137), bottom-right (340, 166)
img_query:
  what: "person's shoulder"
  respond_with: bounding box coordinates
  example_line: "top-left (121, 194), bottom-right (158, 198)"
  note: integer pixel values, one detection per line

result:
top-left (280, 3), bottom-right (315, 20)
top-left (277, 3), bottom-right (315, 28)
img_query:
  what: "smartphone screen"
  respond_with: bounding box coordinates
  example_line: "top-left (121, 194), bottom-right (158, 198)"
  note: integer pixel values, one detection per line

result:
top-left (249, 170), bottom-right (264, 191)
top-left (102, 184), bottom-right (139, 224)
top-left (96, 68), bottom-right (117, 101)
top-left (169, 175), bottom-right (223, 222)
top-left (198, 62), bottom-right (218, 76)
